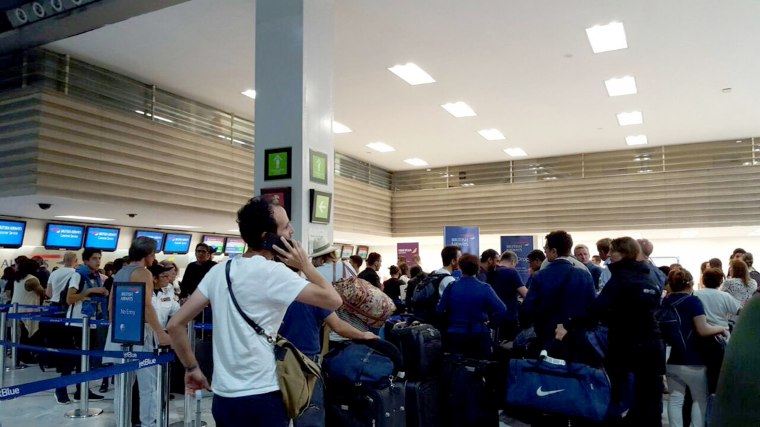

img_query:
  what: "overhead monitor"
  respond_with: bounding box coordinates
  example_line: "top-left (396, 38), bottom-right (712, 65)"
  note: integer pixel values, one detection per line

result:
top-left (0, 219), bottom-right (26, 249)
top-left (224, 237), bottom-right (245, 255)
top-left (44, 223), bottom-right (85, 250)
top-left (134, 230), bottom-right (165, 253)
top-left (84, 226), bottom-right (121, 252)
top-left (202, 235), bottom-right (225, 255)
top-left (163, 233), bottom-right (192, 255)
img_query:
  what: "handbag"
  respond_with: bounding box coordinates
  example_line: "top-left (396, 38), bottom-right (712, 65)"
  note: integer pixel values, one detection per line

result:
top-left (334, 276), bottom-right (396, 327)
top-left (506, 352), bottom-right (611, 421)
top-left (224, 260), bottom-right (321, 419)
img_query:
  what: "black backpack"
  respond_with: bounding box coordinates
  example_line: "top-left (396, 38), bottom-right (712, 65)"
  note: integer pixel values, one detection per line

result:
top-left (656, 296), bottom-right (689, 360)
top-left (411, 273), bottom-right (449, 320)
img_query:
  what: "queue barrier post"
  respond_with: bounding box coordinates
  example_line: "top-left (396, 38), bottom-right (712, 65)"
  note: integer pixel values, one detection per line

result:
top-left (116, 344), bottom-right (134, 427)
top-left (10, 302), bottom-right (24, 370)
top-left (195, 390), bottom-right (203, 427)
top-left (156, 345), bottom-right (171, 427)
top-left (0, 311), bottom-right (6, 385)
top-left (65, 315), bottom-right (103, 418)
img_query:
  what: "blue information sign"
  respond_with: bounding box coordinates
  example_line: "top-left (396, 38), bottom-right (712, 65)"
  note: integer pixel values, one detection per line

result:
top-left (0, 220), bottom-right (26, 248)
top-left (443, 226), bottom-right (480, 256)
top-left (111, 282), bottom-right (146, 345)
top-left (500, 236), bottom-right (534, 284)
top-left (84, 226), bottom-right (120, 251)
top-left (44, 223), bottom-right (85, 250)
top-left (163, 233), bottom-right (192, 254)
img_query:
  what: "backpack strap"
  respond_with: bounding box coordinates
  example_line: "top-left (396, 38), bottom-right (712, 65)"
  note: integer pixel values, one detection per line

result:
top-left (225, 260), bottom-right (275, 343)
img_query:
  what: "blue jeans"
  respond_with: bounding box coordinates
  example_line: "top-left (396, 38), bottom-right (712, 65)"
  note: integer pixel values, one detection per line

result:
top-left (212, 391), bottom-right (288, 427)
top-left (293, 376), bottom-right (325, 427)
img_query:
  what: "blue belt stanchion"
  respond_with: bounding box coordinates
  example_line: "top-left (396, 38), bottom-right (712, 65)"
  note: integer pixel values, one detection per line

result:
top-left (1, 311), bottom-right (7, 386)
top-left (9, 303), bottom-right (23, 371)
top-left (169, 320), bottom-right (206, 427)
top-left (156, 346), bottom-right (171, 427)
top-left (65, 315), bottom-right (103, 419)
top-left (116, 343), bottom-right (133, 427)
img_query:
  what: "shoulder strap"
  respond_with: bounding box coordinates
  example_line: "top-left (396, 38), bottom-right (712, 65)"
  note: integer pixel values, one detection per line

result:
top-left (332, 261), bottom-right (337, 285)
top-left (225, 260), bottom-right (274, 343)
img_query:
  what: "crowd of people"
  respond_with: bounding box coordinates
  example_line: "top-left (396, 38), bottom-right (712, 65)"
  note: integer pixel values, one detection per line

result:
top-left (3, 196), bottom-right (760, 427)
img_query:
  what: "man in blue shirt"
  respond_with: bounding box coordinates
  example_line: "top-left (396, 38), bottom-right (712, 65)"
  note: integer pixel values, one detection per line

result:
top-left (637, 239), bottom-right (667, 292)
top-left (481, 250), bottom-right (527, 342)
top-left (574, 244), bottom-right (603, 291)
top-left (522, 231), bottom-right (596, 354)
top-left (437, 254), bottom-right (507, 359)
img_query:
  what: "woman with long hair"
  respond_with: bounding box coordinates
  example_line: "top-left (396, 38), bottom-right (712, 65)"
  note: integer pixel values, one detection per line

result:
top-left (721, 259), bottom-right (757, 305)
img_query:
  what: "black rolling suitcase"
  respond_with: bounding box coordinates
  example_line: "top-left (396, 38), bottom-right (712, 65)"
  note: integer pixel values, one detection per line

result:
top-left (441, 355), bottom-right (499, 427)
top-left (386, 321), bottom-right (442, 380)
top-left (327, 380), bottom-right (406, 427)
top-left (405, 380), bottom-right (440, 427)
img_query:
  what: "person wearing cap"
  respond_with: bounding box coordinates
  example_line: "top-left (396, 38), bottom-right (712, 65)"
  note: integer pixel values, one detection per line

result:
top-left (279, 238), bottom-right (378, 427)
top-left (180, 242), bottom-right (217, 299)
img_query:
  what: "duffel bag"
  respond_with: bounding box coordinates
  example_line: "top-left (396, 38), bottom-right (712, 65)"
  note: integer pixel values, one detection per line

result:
top-left (334, 277), bottom-right (396, 327)
top-left (506, 353), bottom-right (611, 422)
top-left (323, 340), bottom-right (402, 388)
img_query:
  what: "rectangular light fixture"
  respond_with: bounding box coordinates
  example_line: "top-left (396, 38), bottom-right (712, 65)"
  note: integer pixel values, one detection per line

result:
top-left (504, 147), bottom-right (527, 157)
top-left (241, 89), bottom-right (257, 100)
top-left (626, 135), bottom-right (648, 146)
top-left (333, 121), bottom-right (352, 134)
top-left (217, 135), bottom-right (246, 144)
top-left (366, 142), bottom-right (396, 153)
top-left (55, 215), bottom-right (114, 222)
top-left (586, 22), bottom-right (628, 53)
top-left (156, 224), bottom-right (201, 229)
top-left (477, 128), bottom-right (506, 141)
top-left (604, 76), bottom-right (637, 96)
top-left (135, 110), bottom-right (174, 123)
top-left (441, 102), bottom-right (476, 118)
top-left (387, 63), bottom-right (435, 85)
top-left (404, 158), bottom-right (429, 167)
top-left (617, 111), bottom-right (643, 126)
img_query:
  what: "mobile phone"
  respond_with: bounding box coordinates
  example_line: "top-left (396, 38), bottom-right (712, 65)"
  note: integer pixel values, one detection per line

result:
top-left (263, 235), bottom-right (294, 258)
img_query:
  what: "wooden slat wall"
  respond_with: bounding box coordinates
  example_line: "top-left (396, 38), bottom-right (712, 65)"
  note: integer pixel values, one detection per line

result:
top-left (334, 175), bottom-right (392, 236)
top-left (0, 92), bottom-right (41, 197)
top-left (392, 165), bottom-right (760, 236)
top-left (34, 91), bottom-right (254, 212)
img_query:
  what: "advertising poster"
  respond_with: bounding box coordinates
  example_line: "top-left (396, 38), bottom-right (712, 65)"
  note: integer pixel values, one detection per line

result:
top-left (396, 242), bottom-right (419, 266)
top-left (500, 236), bottom-right (534, 284)
top-left (443, 226), bottom-right (480, 256)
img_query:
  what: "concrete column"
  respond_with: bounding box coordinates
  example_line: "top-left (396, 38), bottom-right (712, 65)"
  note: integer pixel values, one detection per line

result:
top-left (254, 0), bottom-right (334, 250)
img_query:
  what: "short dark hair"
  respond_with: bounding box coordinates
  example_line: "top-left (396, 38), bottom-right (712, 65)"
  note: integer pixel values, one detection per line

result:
top-left (743, 252), bottom-right (754, 267)
top-left (611, 237), bottom-right (641, 261)
top-left (82, 248), bottom-right (102, 261)
top-left (668, 268), bottom-right (694, 292)
top-left (658, 266), bottom-right (671, 277)
top-left (129, 236), bottom-right (157, 262)
top-left (367, 252), bottom-right (381, 266)
top-left (238, 197), bottom-right (279, 250)
top-left (501, 251), bottom-right (518, 264)
top-left (410, 265), bottom-right (423, 277)
top-left (16, 258), bottom-right (39, 277)
top-left (389, 265), bottom-right (400, 276)
top-left (545, 230), bottom-right (573, 257)
top-left (195, 242), bottom-right (211, 252)
top-left (113, 257), bottom-right (128, 273)
top-left (104, 262), bottom-right (115, 274)
top-left (480, 249), bottom-right (498, 263)
top-left (458, 254), bottom-right (480, 276)
top-left (732, 248), bottom-right (747, 256)
top-left (441, 245), bottom-right (461, 267)
top-left (349, 255), bottom-right (363, 268)
top-left (702, 268), bottom-right (724, 289)
top-left (708, 258), bottom-right (723, 269)
top-left (527, 249), bottom-right (546, 262)
top-left (596, 238), bottom-right (612, 254)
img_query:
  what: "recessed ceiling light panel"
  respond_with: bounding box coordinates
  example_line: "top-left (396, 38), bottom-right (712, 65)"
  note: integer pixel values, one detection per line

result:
top-left (617, 111), bottom-right (643, 126)
top-left (441, 102), bottom-right (476, 118)
top-left (604, 76), bottom-right (637, 96)
top-left (241, 89), bottom-right (257, 99)
top-left (626, 135), bottom-right (648, 146)
top-left (156, 224), bottom-right (202, 229)
top-left (366, 142), bottom-right (396, 153)
top-left (332, 121), bottom-right (352, 134)
top-left (55, 215), bottom-right (115, 222)
top-left (586, 22), bottom-right (628, 53)
top-left (504, 147), bottom-right (528, 157)
top-left (404, 158), bottom-right (429, 167)
top-left (387, 63), bottom-right (435, 85)
top-left (477, 129), bottom-right (506, 141)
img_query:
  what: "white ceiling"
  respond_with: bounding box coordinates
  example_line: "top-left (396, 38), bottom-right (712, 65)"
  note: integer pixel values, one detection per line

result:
top-left (44, 0), bottom-right (760, 172)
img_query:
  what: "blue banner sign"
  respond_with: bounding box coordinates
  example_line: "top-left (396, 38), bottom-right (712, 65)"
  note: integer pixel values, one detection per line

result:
top-left (500, 236), bottom-right (534, 284)
top-left (444, 226), bottom-right (480, 256)
top-left (111, 282), bottom-right (146, 345)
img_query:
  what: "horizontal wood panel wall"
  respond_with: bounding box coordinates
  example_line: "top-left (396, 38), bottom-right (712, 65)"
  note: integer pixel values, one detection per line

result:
top-left (334, 175), bottom-right (392, 236)
top-left (392, 166), bottom-right (760, 236)
top-left (0, 92), bottom-right (41, 197)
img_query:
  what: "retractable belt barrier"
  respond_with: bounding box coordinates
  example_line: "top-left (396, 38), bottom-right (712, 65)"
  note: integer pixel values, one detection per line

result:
top-left (5, 314), bottom-right (111, 326)
top-left (0, 353), bottom-right (175, 401)
top-left (0, 340), bottom-right (160, 359)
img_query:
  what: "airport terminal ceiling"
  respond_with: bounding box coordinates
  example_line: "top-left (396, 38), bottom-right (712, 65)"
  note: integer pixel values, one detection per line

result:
top-left (44, 0), bottom-right (760, 171)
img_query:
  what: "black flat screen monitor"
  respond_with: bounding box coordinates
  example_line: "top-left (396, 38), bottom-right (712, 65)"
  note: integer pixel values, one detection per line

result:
top-left (0, 219), bottom-right (26, 249)
top-left (202, 235), bottom-right (225, 255)
top-left (44, 223), bottom-right (85, 250)
top-left (224, 237), bottom-right (245, 255)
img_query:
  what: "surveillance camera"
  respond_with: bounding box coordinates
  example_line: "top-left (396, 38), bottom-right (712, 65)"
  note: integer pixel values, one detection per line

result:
top-left (127, 213), bottom-right (137, 218)
top-left (38, 203), bottom-right (52, 210)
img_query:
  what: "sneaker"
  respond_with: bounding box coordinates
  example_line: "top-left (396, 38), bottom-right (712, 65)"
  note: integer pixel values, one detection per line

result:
top-left (99, 381), bottom-right (109, 393)
top-left (55, 389), bottom-right (71, 405)
top-left (73, 390), bottom-right (104, 401)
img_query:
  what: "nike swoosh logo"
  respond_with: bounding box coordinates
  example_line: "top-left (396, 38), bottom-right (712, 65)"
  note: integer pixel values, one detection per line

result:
top-left (536, 386), bottom-right (565, 397)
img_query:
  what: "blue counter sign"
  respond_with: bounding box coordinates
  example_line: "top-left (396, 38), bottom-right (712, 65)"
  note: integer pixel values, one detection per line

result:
top-left (111, 282), bottom-right (146, 345)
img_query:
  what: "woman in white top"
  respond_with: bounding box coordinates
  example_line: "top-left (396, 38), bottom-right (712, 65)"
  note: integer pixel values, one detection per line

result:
top-left (695, 268), bottom-right (741, 329)
top-left (721, 259), bottom-right (757, 306)
top-left (168, 198), bottom-right (342, 427)
top-left (10, 258), bottom-right (46, 338)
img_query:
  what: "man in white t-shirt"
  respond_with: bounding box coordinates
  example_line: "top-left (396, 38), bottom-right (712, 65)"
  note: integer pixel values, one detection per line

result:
top-left (168, 198), bottom-right (342, 427)
top-left (47, 252), bottom-right (77, 307)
